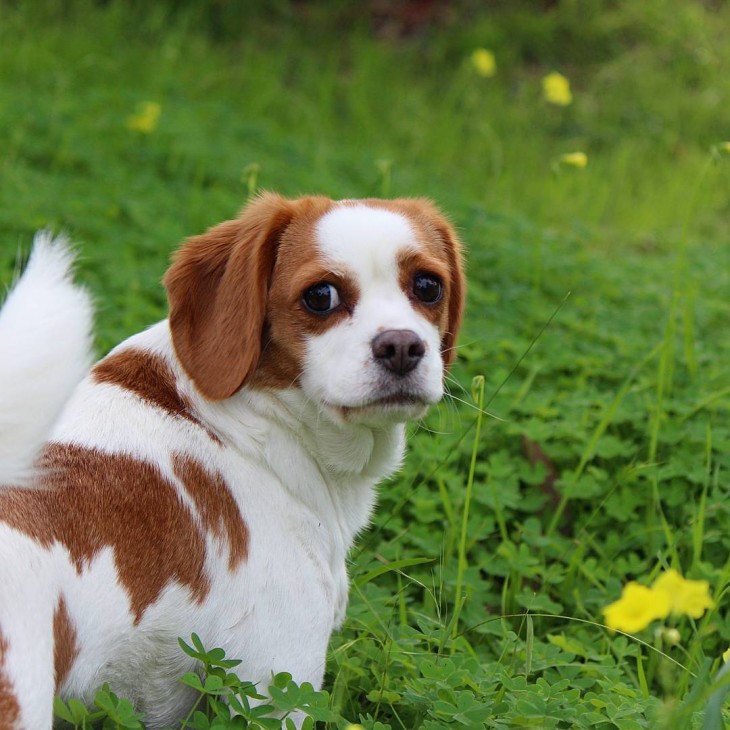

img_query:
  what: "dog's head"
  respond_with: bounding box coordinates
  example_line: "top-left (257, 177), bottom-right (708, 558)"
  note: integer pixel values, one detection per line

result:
top-left (164, 193), bottom-right (465, 425)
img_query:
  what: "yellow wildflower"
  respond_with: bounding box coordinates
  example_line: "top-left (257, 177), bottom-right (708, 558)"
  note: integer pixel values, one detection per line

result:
top-left (345, 726), bottom-right (365, 730)
top-left (603, 582), bottom-right (671, 633)
top-left (718, 142), bottom-right (730, 154)
top-left (603, 569), bottom-right (715, 634)
top-left (543, 72), bottom-right (572, 106)
top-left (559, 151), bottom-right (588, 168)
top-left (126, 101), bottom-right (162, 134)
top-left (471, 48), bottom-right (496, 78)
top-left (652, 569), bottom-right (714, 618)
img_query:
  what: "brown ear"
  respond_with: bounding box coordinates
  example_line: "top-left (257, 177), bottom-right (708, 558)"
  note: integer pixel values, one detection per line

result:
top-left (399, 199), bottom-right (466, 370)
top-left (434, 213), bottom-right (466, 370)
top-left (163, 193), bottom-right (297, 400)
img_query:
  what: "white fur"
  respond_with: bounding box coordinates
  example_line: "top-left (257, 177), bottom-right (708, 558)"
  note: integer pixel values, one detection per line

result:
top-left (0, 206), bottom-right (451, 729)
top-left (0, 233), bottom-right (93, 485)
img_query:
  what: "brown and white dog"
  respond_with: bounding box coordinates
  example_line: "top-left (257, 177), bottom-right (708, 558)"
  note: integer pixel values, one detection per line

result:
top-left (0, 193), bottom-right (465, 729)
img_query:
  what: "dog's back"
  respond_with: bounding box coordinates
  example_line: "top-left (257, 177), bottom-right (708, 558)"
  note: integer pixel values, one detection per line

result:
top-left (0, 234), bottom-right (93, 485)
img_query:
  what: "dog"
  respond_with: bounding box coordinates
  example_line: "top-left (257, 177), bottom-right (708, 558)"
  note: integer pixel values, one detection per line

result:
top-left (0, 193), bottom-right (465, 729)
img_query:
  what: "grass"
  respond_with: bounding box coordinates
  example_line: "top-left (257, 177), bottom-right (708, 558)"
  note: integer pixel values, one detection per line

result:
top-left (2, 0), bottom-right (730, 727)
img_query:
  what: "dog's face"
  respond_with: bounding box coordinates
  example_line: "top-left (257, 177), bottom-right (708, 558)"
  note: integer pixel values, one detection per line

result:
top-left (164, 194), bottom-right (464, 425)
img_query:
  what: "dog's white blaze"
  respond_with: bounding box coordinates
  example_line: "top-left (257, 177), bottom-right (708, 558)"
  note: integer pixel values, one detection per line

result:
top-left (316, 204), bottom-right (418, 276)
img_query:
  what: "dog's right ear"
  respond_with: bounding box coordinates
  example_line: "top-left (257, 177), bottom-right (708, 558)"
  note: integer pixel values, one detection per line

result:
top-left (164, 193), bottom-right (297, 401)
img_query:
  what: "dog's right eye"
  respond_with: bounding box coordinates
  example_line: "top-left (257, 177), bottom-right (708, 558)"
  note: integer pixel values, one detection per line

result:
top-left (302, 283), bottom-right (341, 314)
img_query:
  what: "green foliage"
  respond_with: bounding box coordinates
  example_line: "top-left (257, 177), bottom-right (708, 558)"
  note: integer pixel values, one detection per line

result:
top-left (55, 636), bottom-right (342, 729)
top-left (173, 634), bottom-right (339, 729)
top-left (3, 0), bottom-right (730, 727)
top-left (55, 686), bottom-right (144, 729)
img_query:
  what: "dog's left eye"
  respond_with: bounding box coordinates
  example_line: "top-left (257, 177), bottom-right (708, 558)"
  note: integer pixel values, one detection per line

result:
top-left (302, 283), bottom-right (341, 313)
top-left (413, 273), bottom-right (443, 304)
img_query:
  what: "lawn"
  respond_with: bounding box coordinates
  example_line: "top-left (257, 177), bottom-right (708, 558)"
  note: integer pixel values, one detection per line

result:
top-left (2, 1), bottom-right (730, 727)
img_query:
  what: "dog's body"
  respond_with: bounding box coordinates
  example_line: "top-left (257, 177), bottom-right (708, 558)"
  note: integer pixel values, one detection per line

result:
top-left (0, 194), bottom-right (464, 729)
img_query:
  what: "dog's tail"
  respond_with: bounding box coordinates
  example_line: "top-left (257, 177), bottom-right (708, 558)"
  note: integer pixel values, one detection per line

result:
top-left (0, 232), bottom-right (94, 484)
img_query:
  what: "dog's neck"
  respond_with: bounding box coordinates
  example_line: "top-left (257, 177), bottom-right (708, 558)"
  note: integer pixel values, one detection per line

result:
top-left (193, 382), bottom-right (407, 477)
top-left (248, 388), bottom-right (406, 480)
top-left (149, 321), bottom-right (403, 482)
top-left (154, 320), bottom-right (406, 547)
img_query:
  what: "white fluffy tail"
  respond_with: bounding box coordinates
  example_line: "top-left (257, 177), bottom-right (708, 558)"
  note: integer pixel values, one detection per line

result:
top-left (0, 232), bottom-right (94, 484)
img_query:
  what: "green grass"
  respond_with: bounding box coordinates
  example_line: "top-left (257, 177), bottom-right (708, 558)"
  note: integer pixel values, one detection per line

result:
top-left (2, 1), bottom-right (730, 727)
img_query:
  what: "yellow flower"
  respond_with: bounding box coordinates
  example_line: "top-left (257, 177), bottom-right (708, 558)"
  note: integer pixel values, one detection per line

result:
top-left (718, 142), bottom-right (730, 154)
top-left (471, 48), bottom-right (496, 78)
top-left (603, 582), bottom-right (671, 633)
top-left (652, 569), bottom-right (714, 618)
top-left (723, 647), bottom-right (730, 663)
top-left (543, 72), bottom-right (572, 106)
top-left (559, 151), bottom-right (588, 168)
top-left (126, 101), bottom-right (162, 134)
top-left (345, 726), bottom-right (365, 730)
top-left (603, 570), bottom-right (715, 635)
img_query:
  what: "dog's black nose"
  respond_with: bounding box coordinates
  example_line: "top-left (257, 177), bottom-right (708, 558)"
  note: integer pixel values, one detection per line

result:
top-left (371, 330), bottom-right (426, 376)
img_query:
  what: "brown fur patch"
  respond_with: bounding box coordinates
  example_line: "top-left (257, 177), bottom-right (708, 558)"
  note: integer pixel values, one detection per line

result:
top-left (53, 596), bottom-right (79, 692)
top-left (0, 444), bottom-right (248, 623)
top-left (93, 349), bottom-right (221, 443)
top-left (173, 455), bottom-right (248, 570)
top-left (164, 193), bottom-right (342, 396)
top-left (0, 631), bottom-right (20, 728)
top-left (164, 194), bottom-right (318, 400)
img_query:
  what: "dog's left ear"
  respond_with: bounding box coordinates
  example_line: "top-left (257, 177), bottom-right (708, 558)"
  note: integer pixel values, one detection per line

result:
top-left (431, 212), bottom-right (465, 370)
top-left (164, 193), bottom-right (297, 400)
top-left (403, 200), bottom-right (466, 370)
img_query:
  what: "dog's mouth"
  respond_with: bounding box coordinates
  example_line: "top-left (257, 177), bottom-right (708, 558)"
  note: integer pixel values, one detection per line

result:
top-left (363, 393), bottom-right (426, 407)
top-left (328, 391), bottom-right (434, 423)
